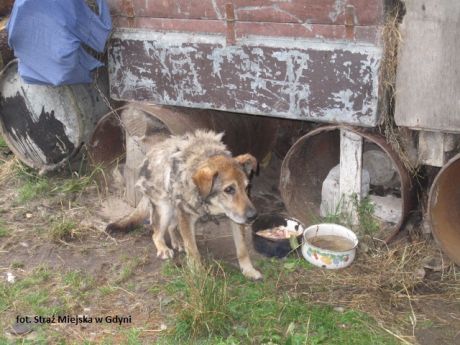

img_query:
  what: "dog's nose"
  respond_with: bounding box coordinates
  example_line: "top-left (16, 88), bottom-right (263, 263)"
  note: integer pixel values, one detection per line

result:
top-left (246, 209), bottom-right (258, 223)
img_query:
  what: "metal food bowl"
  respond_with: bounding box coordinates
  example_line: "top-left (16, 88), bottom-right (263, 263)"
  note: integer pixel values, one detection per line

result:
top-left (251, 214), bottom-right (305, 258)
top-left (301, 223), bottom-right (358, 269)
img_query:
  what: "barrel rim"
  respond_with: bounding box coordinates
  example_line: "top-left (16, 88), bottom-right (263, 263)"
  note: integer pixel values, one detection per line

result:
top-left (279, 124), bottom-right (415, 243)
top-left (428, 152), bottom-right (460, 266)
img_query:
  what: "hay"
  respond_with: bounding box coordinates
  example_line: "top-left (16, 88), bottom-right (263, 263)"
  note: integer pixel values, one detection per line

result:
top-left (378, 2), bottom-right (419, 176)
top-left (281, 239), bottom-right (459, 336)
top-left (0, 157), bottom-right (19, 185)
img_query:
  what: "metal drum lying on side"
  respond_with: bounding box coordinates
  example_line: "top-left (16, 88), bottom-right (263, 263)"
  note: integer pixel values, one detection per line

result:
top-left (279, 125), bottom-right (416, 243)
top-left (0, 60), bottom-right (111, 174)
top-left (88, 103), bottom-right (279, 166)
top-left (429, 153), bottom-right (460, 265)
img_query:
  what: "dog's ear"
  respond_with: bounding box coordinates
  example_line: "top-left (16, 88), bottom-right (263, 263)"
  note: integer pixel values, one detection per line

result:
top-left (193, 166), bottom-right (218, 198)
top-left (234, 154), bottom-right (258, 176)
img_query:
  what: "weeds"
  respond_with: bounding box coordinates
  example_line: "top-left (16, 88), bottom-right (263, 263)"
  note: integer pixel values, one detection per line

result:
top-left (0, 221), bottom-right (8, 237)
top-left (318, 193), bottom-right (380, 238)
top-left (164, 262), bottom-right (232, 342)
top-left (353, 194), bottom-right (380, 236)
top-left (12, 159), bottom-right (107, 204)
top-left (49, 217), bottom-right (77, 242)
top-left (0, 136), bottom-right (7, 149)
top-left (115, 257), bottom-right (145, 284)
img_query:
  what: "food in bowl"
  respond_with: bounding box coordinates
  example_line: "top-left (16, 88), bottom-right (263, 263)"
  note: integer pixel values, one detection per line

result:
top-left (252, 214), bottom-right (305, 258)
top-left (301, 224), bottom-right (358, 269)
top-left (256, 226), bottom-right (300, 240)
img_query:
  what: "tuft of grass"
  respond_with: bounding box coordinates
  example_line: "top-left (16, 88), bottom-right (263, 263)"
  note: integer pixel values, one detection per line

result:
top-left (353, 195), bottom-right (380, 236)
top-left (14, 161), bottom-right (107, 204)
top-left (0, 221), bottom-right (8, 237)
top-left (123, 328), bottom-right (143, 345)
top-left (11, 261), bottom-right (25, 269)
top-left (318, 193), bottom-right (380, 238)
top-left (167, 262), bottom-right (232, 341)
top-left (0, 136), bottom-right (7, 149)
top-left (49, 218), bottom-right (77, 242)
top-left (17, 177), bottom-right (51, 203)
top-left (114, 257), bottom-right (143, 284)
top-left (99, 285), bottom-right (117, 297)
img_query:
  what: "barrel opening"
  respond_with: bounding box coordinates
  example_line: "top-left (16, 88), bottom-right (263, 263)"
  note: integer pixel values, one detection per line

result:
top-left (280, 126), bottom-right (413, 241)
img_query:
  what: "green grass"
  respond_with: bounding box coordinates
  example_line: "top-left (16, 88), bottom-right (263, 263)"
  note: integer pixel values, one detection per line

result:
top-left (14, 162), bottom-right (106, 204)
top-left (17, 177), bottom-right (51, 203)
top-left (317, 193), bottom-right (380, 238)
top-left (0, 136), bottom-right (7, 149)
top-left (49, 218), bottom-right (77, 242)
top-left (0, 221), bottom-right (8, 237)
top-left (353, 195), bottom-right (380, 236)
top-left (157, 260), bottom-right (399, 345)
top-left (114, 257), bottom-right (144, 285)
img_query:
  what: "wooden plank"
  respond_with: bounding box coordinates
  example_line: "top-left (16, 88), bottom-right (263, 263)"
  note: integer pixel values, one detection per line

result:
top-left (107, 0), bottom-right (384, 26)
top-left (418, 131), bottom-right (459, 167)
top-left (108, 30), bottom-right (382, 126)
top-left (395, 0), bottom-right (460, 133)
top-left (339, 130), bottom-right (363, 224)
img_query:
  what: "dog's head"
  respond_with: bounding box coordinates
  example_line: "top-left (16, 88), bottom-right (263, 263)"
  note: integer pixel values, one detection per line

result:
top-left (192, 154), bottom-right (258, 224)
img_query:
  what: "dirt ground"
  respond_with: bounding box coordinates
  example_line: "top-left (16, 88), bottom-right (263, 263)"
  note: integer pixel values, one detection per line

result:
top-left (1, 148), bottom-right (459, 344)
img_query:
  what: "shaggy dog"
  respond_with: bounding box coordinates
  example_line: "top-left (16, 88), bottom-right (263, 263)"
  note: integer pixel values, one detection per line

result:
top-left (106, 130), bottom-right (262, 279)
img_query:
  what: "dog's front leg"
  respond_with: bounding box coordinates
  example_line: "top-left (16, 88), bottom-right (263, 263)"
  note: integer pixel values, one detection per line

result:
top-left (177, 208), bottom-right (201, 265)
top-left (231, 222), bottom-right (262, 280)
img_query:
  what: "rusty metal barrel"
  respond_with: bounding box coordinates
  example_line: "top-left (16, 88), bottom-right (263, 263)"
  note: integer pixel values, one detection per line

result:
top-left (279, 125), bottom-right (415, 242)
top-left (88, 103), bottom-right (279, 164)
top-left (428, 153), bottom-right (460, 265)
top-left (0, 60), bottom-right (111, 173)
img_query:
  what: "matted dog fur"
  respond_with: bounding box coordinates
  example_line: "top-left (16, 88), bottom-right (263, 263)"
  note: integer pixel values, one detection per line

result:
top-left (107, 130), bottom-right (262, 279)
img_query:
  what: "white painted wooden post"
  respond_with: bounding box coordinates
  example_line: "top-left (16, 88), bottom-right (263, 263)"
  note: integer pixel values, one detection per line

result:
top-left (339, 130), bottom-right (363, 225)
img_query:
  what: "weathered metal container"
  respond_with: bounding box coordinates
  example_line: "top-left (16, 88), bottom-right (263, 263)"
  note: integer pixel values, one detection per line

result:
top-left (0, 60), bottom-right (111, 173)
top-left (428, 153), bottom-right (460, 265)
top-left (89, 103), bottom-right (279, 165)
top-left (106, 0), bottom-right (385, 127)
top-left (279, 125), bottom-right (415, 242)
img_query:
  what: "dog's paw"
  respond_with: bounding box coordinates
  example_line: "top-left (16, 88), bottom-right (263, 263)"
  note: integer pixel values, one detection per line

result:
top-left (171, 241), bottom-right (184, 252)
top-left (157, 247), bottom-right (174, 260)
top-left (242, 267), bottom-right (263, 280)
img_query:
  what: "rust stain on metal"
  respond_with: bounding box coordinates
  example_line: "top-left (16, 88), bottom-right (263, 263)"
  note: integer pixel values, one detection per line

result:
top-left (226, 3), bottom-right (236, 45)
top-left (345, 5), bottom-right (356, 40)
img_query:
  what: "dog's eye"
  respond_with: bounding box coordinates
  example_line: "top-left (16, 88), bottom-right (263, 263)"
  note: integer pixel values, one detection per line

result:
top-left (224, 186), bottom-right (235, 195)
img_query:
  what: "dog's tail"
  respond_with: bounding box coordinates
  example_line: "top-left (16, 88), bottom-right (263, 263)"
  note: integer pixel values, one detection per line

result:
top-left (106, 197), bottom-right (152, 234)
